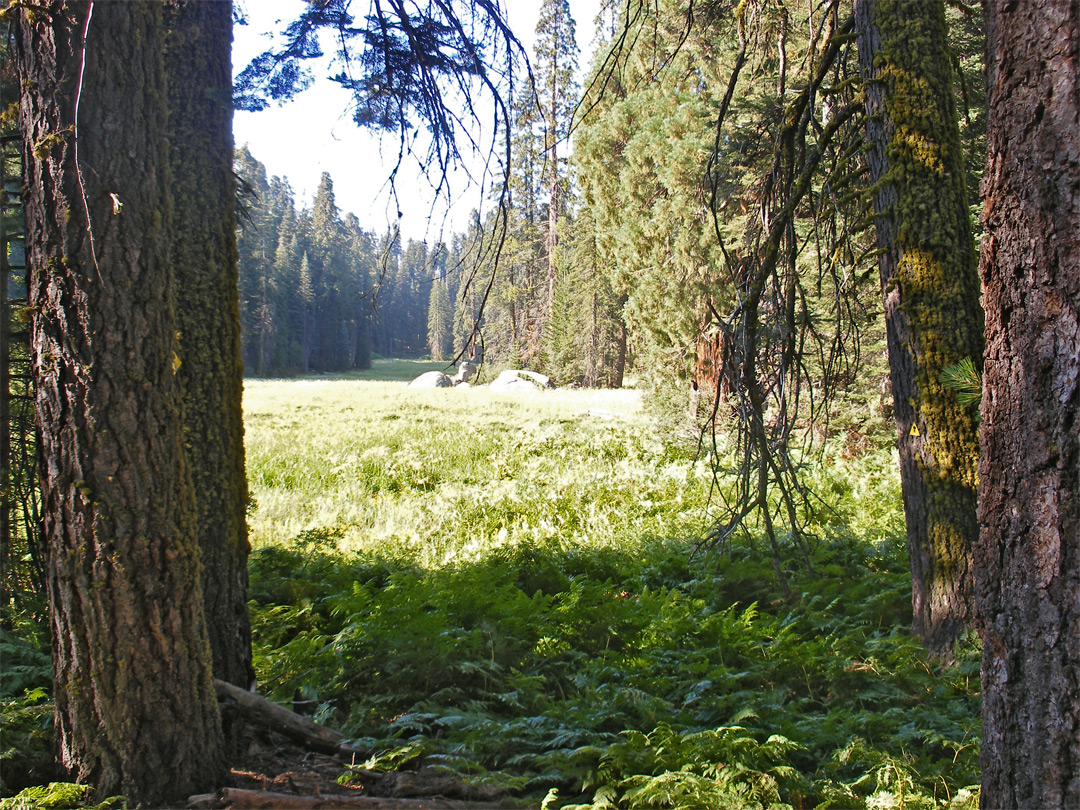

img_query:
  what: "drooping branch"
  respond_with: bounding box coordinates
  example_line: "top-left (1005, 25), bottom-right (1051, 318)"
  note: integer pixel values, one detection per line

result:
top-left (234, 0), bottom-right (525, 227)
top-left (696, 7), bottom-right (875, 583)
top-left (234, 1), bottom-right (529, 366)
top-left (574, 1), bottom-right (874, 585)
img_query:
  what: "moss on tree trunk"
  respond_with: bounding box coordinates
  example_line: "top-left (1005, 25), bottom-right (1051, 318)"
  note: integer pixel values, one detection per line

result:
top-left (855, 0), bottom-right (983, 653)
top-left (164, 0), bottom-right (254, 692)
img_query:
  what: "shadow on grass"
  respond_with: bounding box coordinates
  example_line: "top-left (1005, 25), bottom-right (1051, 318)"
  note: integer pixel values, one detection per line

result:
top-left (245, 527), bottom-right (980, 808)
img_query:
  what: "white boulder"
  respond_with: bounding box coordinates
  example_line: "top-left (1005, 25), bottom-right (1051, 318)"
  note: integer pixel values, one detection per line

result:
top-left (408, 371), bottom-right (453, 388)
top-left (489, 369), bottom-right (556, 394)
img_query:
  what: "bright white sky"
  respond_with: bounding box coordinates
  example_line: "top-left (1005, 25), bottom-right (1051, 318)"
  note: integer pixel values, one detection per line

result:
top-left (232, 0), bottom-right (601, 240)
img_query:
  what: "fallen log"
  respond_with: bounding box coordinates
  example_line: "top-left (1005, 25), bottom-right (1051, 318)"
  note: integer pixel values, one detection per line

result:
top-left (342, 769), bottom-right (505, 802)
top-left (210, 787), bottom-right (518, 809)
top-left (214, 679), bottom-right (361, 757)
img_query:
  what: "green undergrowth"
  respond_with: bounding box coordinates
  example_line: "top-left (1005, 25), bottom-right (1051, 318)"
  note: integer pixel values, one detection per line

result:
top-left (0, 622), bottom-right (55, 794)
top-left (249, 534), bottom-right (980, 809)
top-left (0, 784), bottom-right (125, 810)
top-left (242, 379), bottom-right (980, 809)
top-left (0, 379), bottom-right (981, 808)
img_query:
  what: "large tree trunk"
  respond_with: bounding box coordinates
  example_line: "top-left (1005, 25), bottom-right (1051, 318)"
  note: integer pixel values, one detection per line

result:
top-left (976, 0), bottom-right (1080, 806)
top-left (1, 200), bottom-right (8, 578)
top-left (164, 0), bottom-right (254, 692)
top-left (15, 2), bottom-right (224, 802)
top-left (854, 0), bottom-right (984, 653)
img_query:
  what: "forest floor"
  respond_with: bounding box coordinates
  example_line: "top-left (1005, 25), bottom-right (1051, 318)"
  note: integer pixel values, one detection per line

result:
top-left (194, 724), bottom-right (527, 809)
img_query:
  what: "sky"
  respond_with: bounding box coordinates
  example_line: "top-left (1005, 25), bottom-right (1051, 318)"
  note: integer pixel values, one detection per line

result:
top-left (231, 0), bottom-right (602, 240)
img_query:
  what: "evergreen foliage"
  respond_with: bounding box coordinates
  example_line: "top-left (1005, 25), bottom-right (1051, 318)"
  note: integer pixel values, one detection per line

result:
top-left (235, 151), bottom-right (381, 374)
top-left (427, 272), bottom-right (453, 362)
top-left (0, 627), bottom-right (53, 793)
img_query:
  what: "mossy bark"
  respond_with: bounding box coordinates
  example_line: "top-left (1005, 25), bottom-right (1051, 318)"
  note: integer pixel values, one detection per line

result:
top-left (164, 0), bottom-right (253, 692)
top-left (855, 0), bottom-right (983, 653)
top-left (14, 1), bottom-right (224, 802)
top-left (977, 0), bottom-right (1080, 805)
top-left (0, 208), bottom-right (8, 576)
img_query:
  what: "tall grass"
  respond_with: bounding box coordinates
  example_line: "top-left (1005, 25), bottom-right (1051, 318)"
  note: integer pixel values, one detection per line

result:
top-left (244, 376), bottom-right (980, 810)
top-left (244, 379), bottom-right (702, 563)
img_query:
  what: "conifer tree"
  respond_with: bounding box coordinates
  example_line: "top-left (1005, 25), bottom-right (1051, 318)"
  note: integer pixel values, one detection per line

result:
top-left (976, 0), bottom-right (1079, 801)
top-left (554, 205), bottom-right (626, 387)
top-left (165, 0), bottom-right (253, 693)
top-left (235, 148), bottom-right (273, 372)
top-left (392, 239), bottom-right (429, 355)
top-left (373, 229), bottom-right (402, 355)
top-left (450, 218), bottom-right (485, 362)
top-left (428, 275), bottom-right (453, 362)
top-left (15, 2), bottom-right (223, 800)
top-left (297, 252), bottom-right (314, 372)
top-left (574, 0), bottom-right (735, 397)
top-left (272, 205), bottom-right (302, 372)
top-left (534, 0), bottom-right (579, 334)
top-left (343, 213), bottom-right (374, 369)
top-left (505, 89), bottom-right (547, 363)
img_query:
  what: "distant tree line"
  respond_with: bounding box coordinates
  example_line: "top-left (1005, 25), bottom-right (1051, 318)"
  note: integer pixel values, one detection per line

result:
top-left (235, 0), bottom-right (629, 389)
top-left (235, 148), bottom-right (468, 375)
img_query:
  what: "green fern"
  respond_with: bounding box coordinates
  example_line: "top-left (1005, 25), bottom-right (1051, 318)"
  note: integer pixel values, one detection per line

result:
top-left (0, 783), bottom-right (125, 810)
top-left (240, 382), bottom-right (980, 809)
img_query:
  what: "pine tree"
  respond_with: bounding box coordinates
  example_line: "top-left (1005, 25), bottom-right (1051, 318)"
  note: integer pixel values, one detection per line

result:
top-left (15, 2), bottom-right (223, 800)
top-left (297, 252), bottom-right (314, 373)
top-left (373, 229), bottom-right (402, 356)
top-left (574, 0), bottom-right (734, 397)
top-left (534, 0), bottom-right (579, 343)
top-left (235, 147), bottom-right (273, 372)
top-left (505, 89), bottom-right (546, 363)
top-left (343, 213), bottom-right (375, 370)
top-left (976, 0), bottom-right (1079, 802)
top-left (165, 0), bottom-right (252, 698)
top-left (271, 204), bottom-right (302, 372)
top-left (428, 275), bottom-right (453, 361)
top-left (450, 217), bottom-right (485, 362)
top-left (306, 173), bottom-right (355, 370)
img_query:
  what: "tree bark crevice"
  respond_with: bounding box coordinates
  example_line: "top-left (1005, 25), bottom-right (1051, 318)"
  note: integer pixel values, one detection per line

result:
top-left (977, 0), bottom-right (1079, 804)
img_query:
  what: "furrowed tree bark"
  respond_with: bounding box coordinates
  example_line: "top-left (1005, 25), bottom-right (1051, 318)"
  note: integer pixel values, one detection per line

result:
top-left (0, 194), bottom-right (8, 578)
top-left (855, 0), bottom-right (984, 653)
top-left (14, 1), bottom-right (224, 802)
top-left (977, 0), bottom-right (1080, 805)
top-left (164, 0), bottom-right (254, 691)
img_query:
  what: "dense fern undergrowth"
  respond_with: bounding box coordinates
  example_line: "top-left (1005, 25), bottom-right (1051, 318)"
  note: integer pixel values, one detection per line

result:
top-left (2, 372), bottom-right (981, 808)
top-left (251, 531), bottom-right (980, 809)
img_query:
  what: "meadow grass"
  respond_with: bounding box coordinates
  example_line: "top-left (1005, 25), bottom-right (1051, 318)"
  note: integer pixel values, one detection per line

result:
top-left (1, 375), bottom-right (976, 807)
top-left (244, 377), bottom-right (702, 563)
top-left (242, 375), bottom-right (980, 810)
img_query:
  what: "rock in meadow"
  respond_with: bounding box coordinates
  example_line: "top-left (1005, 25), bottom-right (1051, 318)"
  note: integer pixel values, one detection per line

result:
top-left (408, 371), bottom-right (453, 388)
top-left (489, 369), bottom-right (556, 394)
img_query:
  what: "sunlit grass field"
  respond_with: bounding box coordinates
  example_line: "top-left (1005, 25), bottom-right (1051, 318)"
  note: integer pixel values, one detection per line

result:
top-left (240, 368), bottom-right (980, 810)
top-left (244, 368), bottom-right (711, 562)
